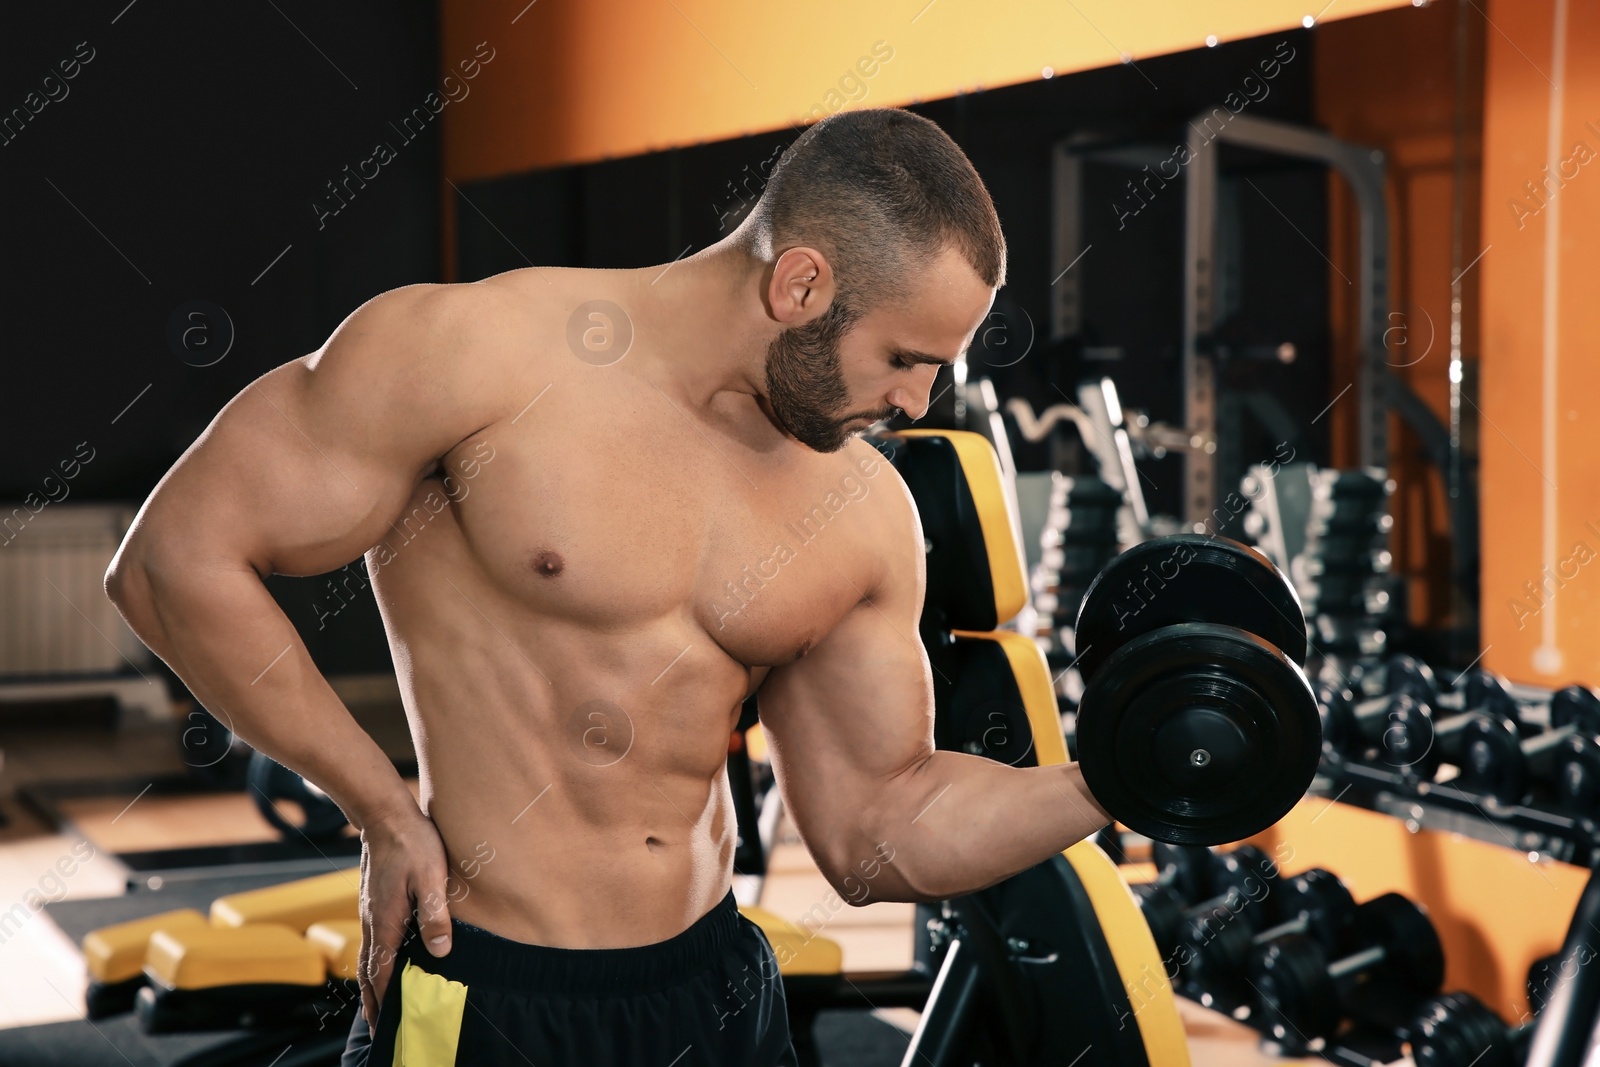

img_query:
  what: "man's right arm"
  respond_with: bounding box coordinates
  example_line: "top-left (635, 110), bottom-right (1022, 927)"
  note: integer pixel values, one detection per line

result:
top-left (105, 282), bottom-right (521, 1021)
top-left (106, 281), bottom-right (512, 831)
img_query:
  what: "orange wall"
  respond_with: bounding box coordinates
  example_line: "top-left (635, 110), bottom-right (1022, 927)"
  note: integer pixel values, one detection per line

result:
top-left (441, 0), bottom-right (1412, 182)
top-left (1315, 3), bottom-right (1484, 633)
top-left (1480, 0), bottom-right (1600, 684)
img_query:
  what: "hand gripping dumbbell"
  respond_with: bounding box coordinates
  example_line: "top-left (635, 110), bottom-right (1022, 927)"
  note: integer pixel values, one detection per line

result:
top-left (1251, 893), bottom-right (1445, 1053)
top-left (1073, 534), bottom-right (1322, 845)
top-left (1458, 684), bottom-right (1600, 807)
top-left (1135, 845), bottom-right (1281, 964)
top-left (1407, 991), bottom-right (1532, 1067)
top-left (1180, 867), bottom-right (1357, 1002)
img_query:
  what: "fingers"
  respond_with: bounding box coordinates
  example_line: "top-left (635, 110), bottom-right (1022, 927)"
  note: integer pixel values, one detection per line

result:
top-left (415, 870), bottom-right (453, 957)
top-left (363, 902), bottom-right (408, 1027)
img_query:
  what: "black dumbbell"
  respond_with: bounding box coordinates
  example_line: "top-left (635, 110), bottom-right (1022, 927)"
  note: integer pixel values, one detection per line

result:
top-left (1136, 845), bottom-right (1281, 963)
top-left (1321, 672), bottom-right (1523, 779)
top-left (1149, 842), bottom-right (1217, 904)
top-left (1526, 952), bottom-right (1563, 1016)
top-left (1072, 535), bottom-right (1322, 845)
top-left (1319, 687), bottom-right (1436, 771)
top-left (1458, 685), bottom-right (1600, 806)
top-left (1251, 893), bottom-right (1445, 1052)
top-left (1407, 991), bottom-right (1533, 1067)
top-left (1180, 867), bottom-right (1357, 1001)
top-left (1412, 672), bottom-right (1526, 778)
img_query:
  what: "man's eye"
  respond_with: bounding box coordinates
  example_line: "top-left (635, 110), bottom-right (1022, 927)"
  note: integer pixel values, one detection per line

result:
top-left (890, 355), bottom-right (912, 370)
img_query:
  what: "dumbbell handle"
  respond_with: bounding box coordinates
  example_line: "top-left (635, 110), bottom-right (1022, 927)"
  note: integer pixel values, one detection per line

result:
top-left (1525, 723), bottom-right (1582, 773)
top-left (1251, 915), bottom-right (1317, 947)
top-left (1328, 944), bottom-right (1386, 981)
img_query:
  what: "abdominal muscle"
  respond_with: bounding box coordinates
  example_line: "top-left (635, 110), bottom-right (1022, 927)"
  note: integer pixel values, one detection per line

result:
top-left (370, 546), bottom-right (749, 950)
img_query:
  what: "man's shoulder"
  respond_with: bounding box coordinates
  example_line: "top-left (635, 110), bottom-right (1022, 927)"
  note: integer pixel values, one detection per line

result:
top-left (843, 437), bottom-right (923, 565)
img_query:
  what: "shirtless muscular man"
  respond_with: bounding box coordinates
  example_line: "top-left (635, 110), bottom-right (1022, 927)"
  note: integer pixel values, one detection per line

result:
top-left (106, 107), bottom-right (1112, 1065)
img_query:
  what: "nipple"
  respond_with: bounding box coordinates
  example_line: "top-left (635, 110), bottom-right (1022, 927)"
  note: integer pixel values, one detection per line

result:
top-left (531, 550), bottom-right (565, 577)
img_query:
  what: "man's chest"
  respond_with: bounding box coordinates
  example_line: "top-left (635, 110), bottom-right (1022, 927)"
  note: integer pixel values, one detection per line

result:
top-left (440, 411), bottom-right (895, 667)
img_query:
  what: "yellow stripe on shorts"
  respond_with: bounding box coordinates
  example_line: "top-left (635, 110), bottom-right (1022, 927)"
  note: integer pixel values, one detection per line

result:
top-left (393, 959), bottom-right (468, 1066)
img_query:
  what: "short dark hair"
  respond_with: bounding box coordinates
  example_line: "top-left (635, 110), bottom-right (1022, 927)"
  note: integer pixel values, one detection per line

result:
top-left (747, 108), bottom-right (1006, 309)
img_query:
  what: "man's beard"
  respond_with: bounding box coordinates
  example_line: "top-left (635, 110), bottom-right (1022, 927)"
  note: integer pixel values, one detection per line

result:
top-left (763, 298), bottom-right (895, 453)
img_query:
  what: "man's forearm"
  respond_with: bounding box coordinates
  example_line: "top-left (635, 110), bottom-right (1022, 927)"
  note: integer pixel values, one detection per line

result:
top-left (862, 751), bottom-right (1112, 903)
top-left (109, 553), bottom-right (414, 832)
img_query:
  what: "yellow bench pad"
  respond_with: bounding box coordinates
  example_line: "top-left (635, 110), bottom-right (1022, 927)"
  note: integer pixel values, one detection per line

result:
top-left (145, 923), bottom-right (326, 991)
top-left (306, 919), bottom-right (363, 981)
top-left (82, 909), bottom-right (210, 984)
top-left (210, 869), bottom-right (359, 931)
top-left (739, 905), bottom-right (843, 976)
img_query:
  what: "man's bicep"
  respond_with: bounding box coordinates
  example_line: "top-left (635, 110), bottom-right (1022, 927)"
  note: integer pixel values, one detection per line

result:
top-left (756, 475), bottom-right (935, 865)
top-left (757, 598), bottom-right (935, 874)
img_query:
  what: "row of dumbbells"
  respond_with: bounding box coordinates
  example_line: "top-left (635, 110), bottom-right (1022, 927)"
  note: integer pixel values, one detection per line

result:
top-left (1135, 844), bottom-right (1549, 1064)
top-left (1297, 468), bottom-right (1403, 660)
top-left (1031, 472), bottom-right (1121, 664)
top-left (1316, 654), bottom-right (1600, 815)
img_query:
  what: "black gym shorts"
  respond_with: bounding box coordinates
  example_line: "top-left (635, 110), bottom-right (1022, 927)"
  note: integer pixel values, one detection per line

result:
top-left (341, 888), bottom-right (798, 1066)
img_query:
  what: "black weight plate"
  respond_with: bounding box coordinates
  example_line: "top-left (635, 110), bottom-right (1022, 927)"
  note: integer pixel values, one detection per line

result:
top-left (1317, 684), bottom-right (1357, 757)
top-left (1554, 735), bottom-right (1600, 817)
top-left (1182, 902), bottom-right (1256, 991)
top-left (247, 750), bottom-right (350, 841)
top-left (1528, 953), bottom-right (1562, 1016)
top-left (1063, 477), bottom-right (1122, 505)
top-left (1385, 654), bottom-right (1439, 703)
top-left (1212, 845), bottom-right (1279, 930)
top-left (1315, 470), bottom-right (1391, 498)
top-left (1252, 934), bottom-right (1342, 1043)
top-left (1551, 685), bottom-right (1600, 735)
top-left (1280, 868), bottom-right (1356, 953)
top-left (1134, 881), bottom-right (1185, 959)
top-left (1460, 668), bottom-right (1522, 731)
top-left (1374, 693), bottom-right (1438, 777)
top-left (1351, 893), bottom-right (1444, 995)
top-left (1458, 715), bottom-right (1528, 804)
top-left (1307, 533), bottom-right (1387, 560)
top-left (1151, 841), bottom-right (1215, 903)
top-left (1410, 992), bottom-right (1516, 1067)
top-left (1075, 534), bottom-right (1307, 683)
top-left (1076, 622), bottom-right (1321, 846)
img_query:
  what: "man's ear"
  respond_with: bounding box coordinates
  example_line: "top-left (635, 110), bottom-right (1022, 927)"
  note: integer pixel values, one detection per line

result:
top-left (769, 246), bottom-right (835, 325)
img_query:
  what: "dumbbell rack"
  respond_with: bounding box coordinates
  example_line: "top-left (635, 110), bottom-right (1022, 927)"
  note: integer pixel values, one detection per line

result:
top-left (1307, 759), bottom-right (1600, 868)
top-left (1307, 682), bottom-right (1600, 868)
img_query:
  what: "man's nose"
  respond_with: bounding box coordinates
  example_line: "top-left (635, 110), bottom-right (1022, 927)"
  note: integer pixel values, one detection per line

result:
top-left (889, 368), bottom-right (939, 421)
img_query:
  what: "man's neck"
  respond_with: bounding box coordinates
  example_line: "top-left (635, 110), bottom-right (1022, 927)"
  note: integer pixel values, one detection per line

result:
top-left (624, 239), bottom-right (774, 414)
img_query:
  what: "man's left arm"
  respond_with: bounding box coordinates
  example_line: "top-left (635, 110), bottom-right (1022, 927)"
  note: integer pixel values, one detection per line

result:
top-left (755, 472), bottom-right (1111, 905)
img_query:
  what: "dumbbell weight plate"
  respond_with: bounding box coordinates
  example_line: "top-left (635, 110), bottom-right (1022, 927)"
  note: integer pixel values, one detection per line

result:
top-left (1458, 715), bottom-right (1529, 804)
top-left (1074, 534), bottom-right (1308, 685)
top-left (1211, 844), bottom-right (1279, 925)
top-left (1134, 881), bottom-right (1188, 958)
top-left (1349, 893), bottom-right (1446, 996)
top-left (1252, 933), bottom-right (1344, 1042)
top-left (1550, 685), bottom-right (1600, 734)
top-left (247, 751), bottom-right (350, 841)
top-left (1409, 992), bottom-right (1517, 1067)
top-left (1278, 868), bottom-right (1357, 954)
top-left (1553, 734), bottom-right (1600, 817)
top-left (1076, 622), bottom-right (1321, 845)
top-left (1150, 842), bottom-right (1215, 903)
